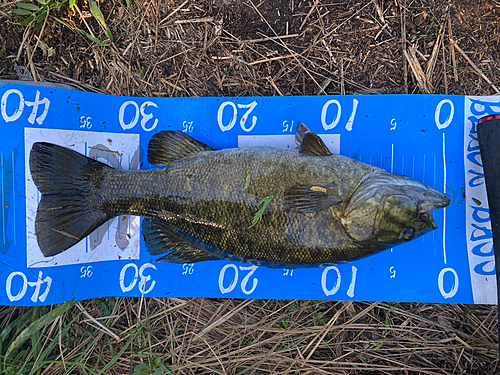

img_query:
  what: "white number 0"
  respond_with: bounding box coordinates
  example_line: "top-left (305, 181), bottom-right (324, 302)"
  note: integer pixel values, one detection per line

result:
top-left (435, 99), bottom-right (454, 130)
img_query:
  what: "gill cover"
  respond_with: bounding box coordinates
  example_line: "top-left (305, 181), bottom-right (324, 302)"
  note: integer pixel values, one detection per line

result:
top-left (341, 171), bottom-right (450, 243)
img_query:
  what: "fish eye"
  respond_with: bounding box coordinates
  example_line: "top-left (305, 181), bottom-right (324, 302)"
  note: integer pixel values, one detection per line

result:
top-left (401, 228), bottom-right (415, 241)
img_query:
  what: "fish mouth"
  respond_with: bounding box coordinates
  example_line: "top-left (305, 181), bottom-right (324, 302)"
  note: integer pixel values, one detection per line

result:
top-left (419, 197), bottom-right (450, 211)
top-left (418, 211), bottom-right (437, 229)
top-left (417, 193), bottom-right (451, 230)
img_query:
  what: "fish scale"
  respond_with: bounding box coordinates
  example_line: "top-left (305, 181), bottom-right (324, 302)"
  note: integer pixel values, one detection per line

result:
top-left (29, 123), bottom-right (450, 267)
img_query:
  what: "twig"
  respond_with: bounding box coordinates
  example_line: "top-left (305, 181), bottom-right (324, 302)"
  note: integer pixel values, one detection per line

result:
top-left (74, 3), bottom-right (95, 37)
top-left (450, 38), bottom-right (500, 93)
top-left (447, 15), bottom-right (458, 82)
top-left (24, 43), bottom-right (38, 83)
top-left (198, 300), bottom-right (253, 337)
top-left (248, 53), bottom-right (299, 66)
top-left (404, 45), bottom-right (432, 94)
top-left (48, 71), bottom-right (101, 92)
top-left (76, 302), bottom-right (120, 340)
top-left (340, 59), bottom-right (345, 95)
top-left (160, 78), bottom-right (186, 92)
top-left (153, 0), bottom-right (159, 54)
top-left (442, 29), bottom-right (448, 94)
top-left (175, 17), bottom-right (214, 24)
top-left (266, 77), bottom-right (283, 96)
top-left (155, 46), bottom-right (196, 65)
top-left (248, 0), bottom-right (323, 91)
top-left (16, 24), bottom-right (31, 64)
top-left (315, 77), bottom-right (332, 95)
top-left (300, 0), bottom-right (319, 30)
top-left (303, 304), bottom-right (346, 361)
top-left (241, 34), bottom-right (299, 43)
top-left (323, 1), bottom-right (373, 39)
top-left (28, 12), bottom-right (51, 83)
top-left (373, 23), bottom-right (388, 41)
top-left (234, 76), bottom-right (260, 88)
top-left (400, 0), bottom-right (408, 93)
top-left (372, 0), bottom-right (386, 24)
top-left (160, 0), bottom-right (189, 24)
top-left (425, 23), bottom-right (444, 87)
top-left (58, 317), bottom-right (66, 371)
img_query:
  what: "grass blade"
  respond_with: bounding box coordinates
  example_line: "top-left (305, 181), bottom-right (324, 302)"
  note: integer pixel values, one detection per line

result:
top-left (3, 302), bottom-right (73, 373)
top-left (94, 325), bottom-right (143, 375)
top-left (11, 9), bottom-right (33, 15)
top-left (89, 1), bottom-right (106, 28)
top-left (28, 309), bottom-right (83, 375)
top-left (89, 1), bottom-right (112, 42)
top-left (248, 190), bottom-right (278, 228)
top-left (0, 311), bottom-right (32, 352)
top-left (15, 3), bottom-right (39, 11)
top-left (54, 17), bottom-right (111, 46)
top-left (19, 15), bottom-right (34, 26)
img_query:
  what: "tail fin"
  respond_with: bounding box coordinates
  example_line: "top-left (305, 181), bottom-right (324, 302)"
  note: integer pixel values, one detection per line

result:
top-left (29, 142), bottom-right (113, 257)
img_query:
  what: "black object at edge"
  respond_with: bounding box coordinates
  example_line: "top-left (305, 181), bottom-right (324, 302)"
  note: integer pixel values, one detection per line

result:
top-left (477, 116), bottom-right (500, 357)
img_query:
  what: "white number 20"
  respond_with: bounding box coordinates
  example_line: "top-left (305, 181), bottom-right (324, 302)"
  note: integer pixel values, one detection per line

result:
top-left (217, 101), bottom-right (258, 132)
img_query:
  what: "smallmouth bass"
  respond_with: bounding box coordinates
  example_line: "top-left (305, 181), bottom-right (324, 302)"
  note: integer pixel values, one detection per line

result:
top-left (29, 123), bottom-right (450, 267)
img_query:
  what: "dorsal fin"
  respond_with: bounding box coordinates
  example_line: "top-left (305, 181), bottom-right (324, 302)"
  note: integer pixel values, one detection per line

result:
top-left (295, 123), bottom-right (332, 156)
top-left (147, 131), bottom-right (216, 165)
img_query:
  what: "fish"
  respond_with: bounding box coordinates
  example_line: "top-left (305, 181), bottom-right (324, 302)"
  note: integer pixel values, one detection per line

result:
top-left (29, 123), bottom-right (450, 268)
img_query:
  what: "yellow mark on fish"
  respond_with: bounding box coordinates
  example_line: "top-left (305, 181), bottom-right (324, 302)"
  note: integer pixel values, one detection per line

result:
top-left (309, 186), bottom-right (327, 193)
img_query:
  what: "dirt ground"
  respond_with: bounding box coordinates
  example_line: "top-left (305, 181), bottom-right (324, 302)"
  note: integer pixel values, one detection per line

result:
top-left (1, 0), bottom-right (500, 374)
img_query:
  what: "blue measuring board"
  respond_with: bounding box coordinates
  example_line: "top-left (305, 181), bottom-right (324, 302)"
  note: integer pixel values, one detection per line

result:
top-left (0, 82), bottom-right (496, 306)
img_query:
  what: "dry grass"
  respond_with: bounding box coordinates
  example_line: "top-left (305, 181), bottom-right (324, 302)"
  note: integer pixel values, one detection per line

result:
top-left (1, 0), bottom-right (500, 373)
top-left (4, 0), bottom-right (500, 97)
top-left (0, 298), bottom-right (498, 373)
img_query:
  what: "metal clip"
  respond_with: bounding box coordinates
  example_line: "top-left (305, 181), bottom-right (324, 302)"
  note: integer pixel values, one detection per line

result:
top-left (15, 66), bottom-right (34, 81)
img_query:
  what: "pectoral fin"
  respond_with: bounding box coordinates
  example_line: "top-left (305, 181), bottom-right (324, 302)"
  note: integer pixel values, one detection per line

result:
top-left (284, 183), bottom-right (341, 214)
top-left (142, 219), bottom-right (220, 263)
top-left (148, 131), bottom-right (216, 165)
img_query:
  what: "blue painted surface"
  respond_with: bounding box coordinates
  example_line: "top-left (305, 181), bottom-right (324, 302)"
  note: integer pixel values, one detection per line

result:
top-left (0, 83), bottom-right (480, 305)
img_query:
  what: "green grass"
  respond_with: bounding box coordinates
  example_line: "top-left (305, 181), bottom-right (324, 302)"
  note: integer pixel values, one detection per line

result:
top-left (1, 302), bottom-right (75, 374)
top-left (12, 0), bottom-right (113, 45)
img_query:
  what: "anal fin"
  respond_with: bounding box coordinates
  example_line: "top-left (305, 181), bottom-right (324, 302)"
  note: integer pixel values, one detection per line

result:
top-left (142, 218), bottom-right (220, 263)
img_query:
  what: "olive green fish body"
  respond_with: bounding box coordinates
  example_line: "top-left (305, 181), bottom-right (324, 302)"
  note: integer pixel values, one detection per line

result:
top-left (97, 148), bottom-right (379, 265)
top-left (29, 123), bottom-right (451, 267)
